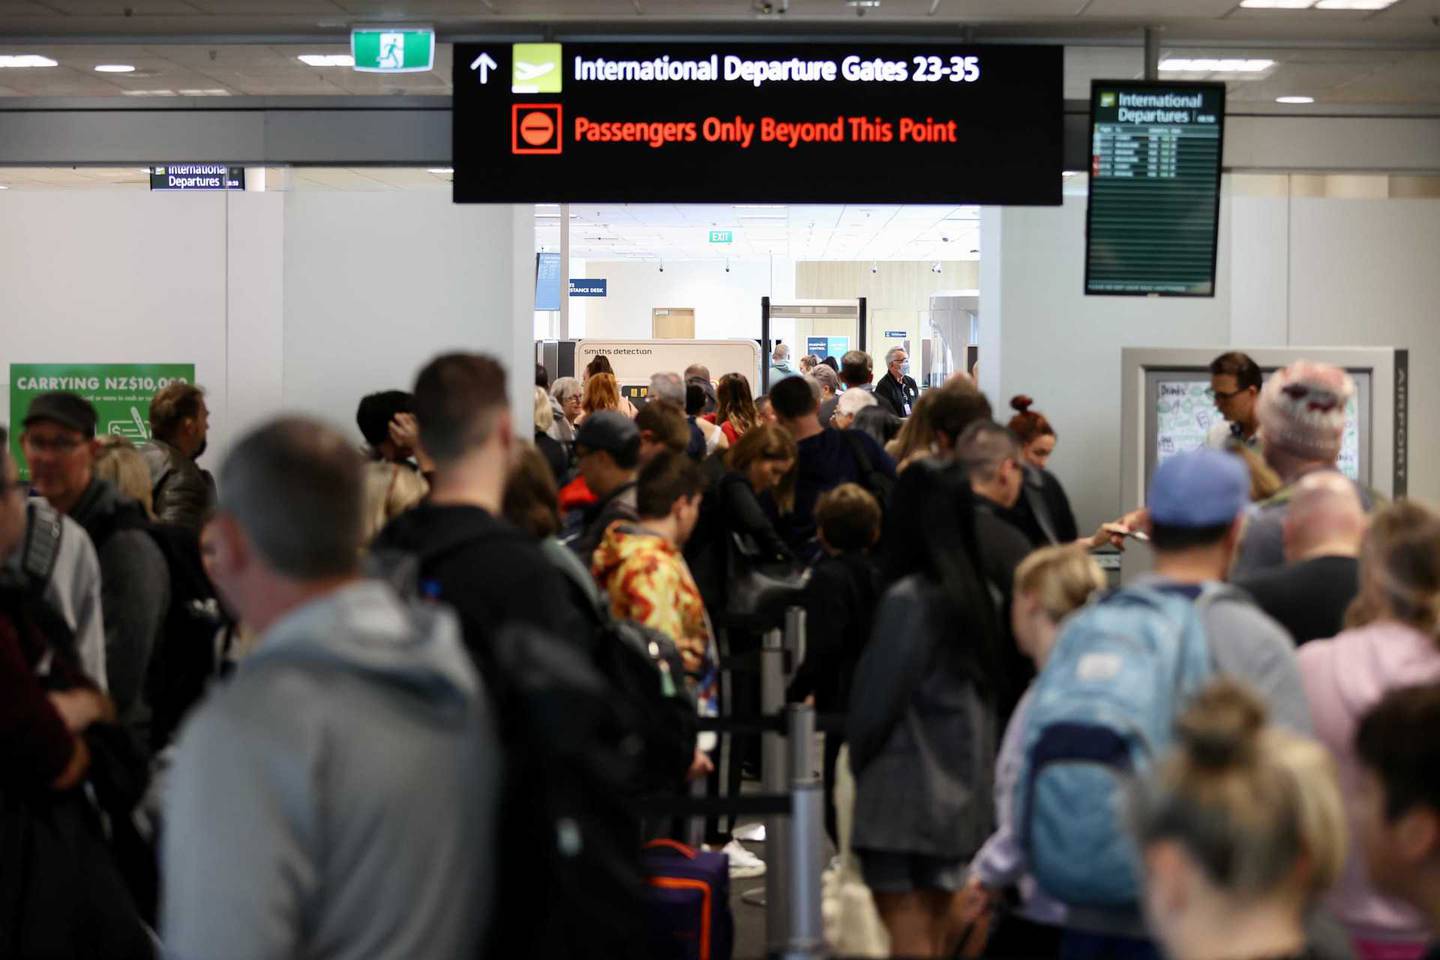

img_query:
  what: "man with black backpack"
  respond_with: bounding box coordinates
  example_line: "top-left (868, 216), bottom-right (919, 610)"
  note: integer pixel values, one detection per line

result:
top-left (1014, 448), bottom-right (1310, 955)
top-left (771, 374), bottom-right (895, 560)
top-left (21, 392), bottom-right (169, 742)
top-left (372, 353), bottom-right (649, 960)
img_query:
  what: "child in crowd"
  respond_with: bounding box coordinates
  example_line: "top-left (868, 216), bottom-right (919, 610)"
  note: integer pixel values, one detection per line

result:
top-left (1354, 683), bottom-right (1440, 960)
top-left (1131, 681), bottom-right (1348, 960)
top-left (787, 482), bottom-right (883, 844)
top-left (1300, 501), bottom-right (1440, 960)
top-left (967, 545), bottom-right (1106, 958)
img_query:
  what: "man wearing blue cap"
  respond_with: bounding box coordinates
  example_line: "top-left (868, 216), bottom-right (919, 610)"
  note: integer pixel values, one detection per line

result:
top-left (1139, 448), bottom-right (1310, 732)
top-left (1012, 449), bottom-right (1314, 957)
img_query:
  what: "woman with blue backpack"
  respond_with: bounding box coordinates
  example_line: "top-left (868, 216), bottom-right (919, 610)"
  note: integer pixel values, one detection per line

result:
top-left (968, 544), bottom-right (1107, 958)
top-left (846, 459), bottom-right (1005, 958)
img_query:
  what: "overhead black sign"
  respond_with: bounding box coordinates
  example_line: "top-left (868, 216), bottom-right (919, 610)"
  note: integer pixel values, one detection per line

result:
top-left (1085, 81), bottom-right (1225, 297)
top-left (453, 42), bottom-right (1062, 204)
top-left (149, 164), bottom-right (244, 192)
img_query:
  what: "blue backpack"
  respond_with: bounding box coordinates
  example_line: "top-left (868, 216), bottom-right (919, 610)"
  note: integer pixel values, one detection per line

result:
top-left (1015, 584), bottom-right (1217, 908)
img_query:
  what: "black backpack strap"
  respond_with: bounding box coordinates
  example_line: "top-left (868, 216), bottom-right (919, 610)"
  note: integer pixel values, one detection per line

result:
top-left (18, 501), bottom-right (63, 592)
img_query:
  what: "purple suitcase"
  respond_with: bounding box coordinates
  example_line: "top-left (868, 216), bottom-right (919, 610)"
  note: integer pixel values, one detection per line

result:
top-left (642, 839), bottom-right (735, 960)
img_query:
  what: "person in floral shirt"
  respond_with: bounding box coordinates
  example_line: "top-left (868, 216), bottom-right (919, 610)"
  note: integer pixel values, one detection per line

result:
top-left (593, 451), bottom-right (718, 778)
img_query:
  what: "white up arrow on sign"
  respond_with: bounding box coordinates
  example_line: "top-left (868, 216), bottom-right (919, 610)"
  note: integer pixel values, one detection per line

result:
top-left (470, 52), bottom-right (498, 83)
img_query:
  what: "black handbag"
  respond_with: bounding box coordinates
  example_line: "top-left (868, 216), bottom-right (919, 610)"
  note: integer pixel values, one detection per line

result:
top-left (0, 782), bottom-right (154, 959)
top-left (722, 530), bottom-right (808, 625)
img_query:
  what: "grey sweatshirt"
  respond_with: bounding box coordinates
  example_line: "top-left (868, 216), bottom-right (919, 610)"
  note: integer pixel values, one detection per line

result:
top-left (162, 580), bottom-right (498, 960)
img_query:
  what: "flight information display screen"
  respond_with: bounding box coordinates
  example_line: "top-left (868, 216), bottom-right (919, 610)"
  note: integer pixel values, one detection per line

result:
top-left (452, 41), bottom-right (1062, 204)
top-left (1085, 81), bottom-right (1225, 297)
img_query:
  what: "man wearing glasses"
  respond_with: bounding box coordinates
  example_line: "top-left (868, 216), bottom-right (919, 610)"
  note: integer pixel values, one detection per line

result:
top-left (1205, 351), bottom-right (1264, 451)
top-left (21, 392), bottom-right (169, 741)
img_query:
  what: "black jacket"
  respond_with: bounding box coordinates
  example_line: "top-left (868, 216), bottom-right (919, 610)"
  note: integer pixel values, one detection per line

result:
top-left (787, 551), bottom-right (880, 713)
top-left (139, 439), bottom-right (214, 534)
top-left (1000, 464), bottom-right (1079, 548)
top-left (69, 478), bottom-right (170, 736)
top-left (685, 471), bottom-right (792, 616)
top-left (847, 575), bottom-right (997, 860)
top-left (873, 373), bottom-right (919, 418)
top-left (973, 496), bottom-right (1036, 724)
top-left (373, 503), bottom-right (592, 675)
top-left (1235, 555), bottom-right (1360, 646)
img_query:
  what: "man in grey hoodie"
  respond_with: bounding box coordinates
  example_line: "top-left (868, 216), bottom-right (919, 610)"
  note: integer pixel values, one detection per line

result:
top-left (162, 416), bottom-right (498, 960)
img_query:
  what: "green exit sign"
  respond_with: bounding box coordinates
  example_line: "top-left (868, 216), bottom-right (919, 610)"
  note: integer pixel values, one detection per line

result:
top-left (351, 27), bottom-right (435, 74)
top-left (709, 230), bottom-right (733, 244)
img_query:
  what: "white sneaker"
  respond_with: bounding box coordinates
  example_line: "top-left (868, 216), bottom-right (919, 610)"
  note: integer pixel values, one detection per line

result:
top-left (722, 839), bottom-right (766, 879)
top-left (733, 823), bottom-right (766, 843)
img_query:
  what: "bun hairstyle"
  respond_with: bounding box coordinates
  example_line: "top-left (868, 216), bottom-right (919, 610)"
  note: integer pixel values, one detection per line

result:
top-left (1008, 394), bottom-right (1055, 446)
top-left (1132, 681), bottom-right (1347, 901)
top-left (1174, 682), bottom-right (1266, 771)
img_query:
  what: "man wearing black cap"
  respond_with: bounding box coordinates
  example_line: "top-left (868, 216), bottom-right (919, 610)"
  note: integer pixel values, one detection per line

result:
top-left (568, 411), bottom-right (642, 565)
top-left (21, 392), bottom-right (170, 737)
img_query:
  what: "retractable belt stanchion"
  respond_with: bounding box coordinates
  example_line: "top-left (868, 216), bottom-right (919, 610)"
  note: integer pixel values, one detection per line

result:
top-left (760, 623), bottom-right (790, 951)
top-left (765, 606), bottom-right (809, 955)
top-left (785, 703), bottom-right (825, 959)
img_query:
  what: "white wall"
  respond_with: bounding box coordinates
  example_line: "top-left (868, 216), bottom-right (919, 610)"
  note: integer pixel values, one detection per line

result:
top-left (0, 189), bottom-right (535, 464)
top-left (566, 258), bottom-right (794, 341)
top-left (0, 190), bottom-right (234, 450)
top-left (1230, 193), bottom-right (1440, 505)
top-left (981, 192), bottom-right (1233, 532)
top-left (985, 180), bottom-right (1440, 533)
top-left (283, 193), bottom-right (535, 438)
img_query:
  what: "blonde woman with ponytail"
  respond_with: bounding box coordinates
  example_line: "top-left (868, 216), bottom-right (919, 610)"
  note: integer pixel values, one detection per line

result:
top-left (1299, 501), bottom-right (1440, 959)
top-left (1132, 681), bottom-right (1347, 960)
top-left (967, 546), bottom-right (1107, 956)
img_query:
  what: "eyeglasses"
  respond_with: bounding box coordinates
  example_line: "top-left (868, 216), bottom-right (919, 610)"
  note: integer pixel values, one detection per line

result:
top-left (21, 434), bottom-right (85, 454)
top-left (1205, 387), bottom-right (1245, 402)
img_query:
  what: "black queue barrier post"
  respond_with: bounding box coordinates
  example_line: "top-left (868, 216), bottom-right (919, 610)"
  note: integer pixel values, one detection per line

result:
top-left (785, 703), bottom-right (826, 959)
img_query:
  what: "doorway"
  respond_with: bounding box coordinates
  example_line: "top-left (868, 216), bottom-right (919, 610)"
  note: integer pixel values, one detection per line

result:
top-left (652, 307), bottom-right (696, 339)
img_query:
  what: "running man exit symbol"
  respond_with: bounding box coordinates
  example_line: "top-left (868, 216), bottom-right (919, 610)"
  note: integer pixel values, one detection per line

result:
top-left (379, 32), bottom-right (403, 70)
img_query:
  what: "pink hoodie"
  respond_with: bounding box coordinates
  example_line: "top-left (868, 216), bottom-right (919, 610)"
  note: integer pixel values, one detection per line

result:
top-left (1299, 621), bottom-right (1440, 944)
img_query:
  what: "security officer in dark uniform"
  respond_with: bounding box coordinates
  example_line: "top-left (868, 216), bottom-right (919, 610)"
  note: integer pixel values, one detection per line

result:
top-left (873, 346), bottom-right (920, 418)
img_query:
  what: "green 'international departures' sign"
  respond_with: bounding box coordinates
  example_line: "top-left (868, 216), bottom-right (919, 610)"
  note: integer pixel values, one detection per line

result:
top-left (9, 363), bottom-right (196, 481)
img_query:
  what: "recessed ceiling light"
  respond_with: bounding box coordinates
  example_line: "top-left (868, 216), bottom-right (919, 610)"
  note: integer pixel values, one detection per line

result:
top-left (298, 54), bottom-right (354, 67)
top-left (95, 64), bottom-right (135, 73)
top-left (1160, 57), bottom-right (1274, 75)
top-left (178, 88), bottom-right (230, 96)
top-left (122, 89), bottom-right (177, 96)
top-left (1314, 0), bottom-right (1396, 7)
top-left (427, 167), bottom-right (453, 174)
top-left (0, 55), bottom-right (58, 68)
top-left (0, 185), bottom-right (8, 190)
top-left (1276, 95), bottom-right (1316, 103)
top-left (1239, 0), bottom-right (1315, 7)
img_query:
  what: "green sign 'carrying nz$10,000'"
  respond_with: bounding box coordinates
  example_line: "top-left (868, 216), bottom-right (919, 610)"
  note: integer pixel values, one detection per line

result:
top-left (9, 363), bottom-right (196, 481)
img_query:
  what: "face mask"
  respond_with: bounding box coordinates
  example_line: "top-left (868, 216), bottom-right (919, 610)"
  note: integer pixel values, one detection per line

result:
top-left (899, 362), bottom-right (911, 377)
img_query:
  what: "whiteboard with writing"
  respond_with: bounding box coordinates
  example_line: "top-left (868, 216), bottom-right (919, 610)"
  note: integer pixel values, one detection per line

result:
top-left (1155, 378), bottom-right (1361, 481)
